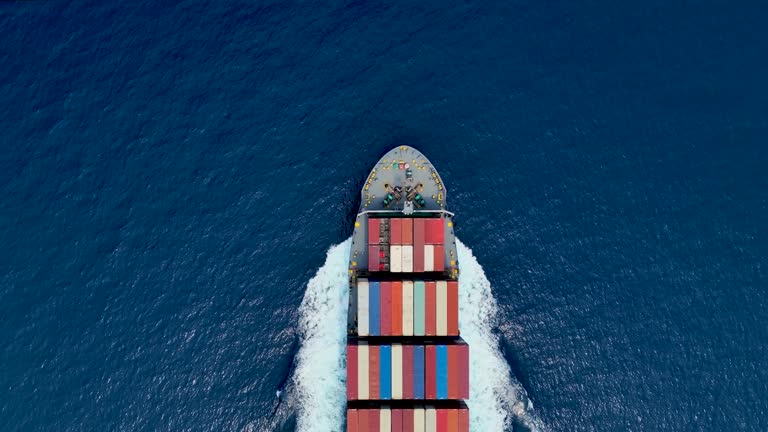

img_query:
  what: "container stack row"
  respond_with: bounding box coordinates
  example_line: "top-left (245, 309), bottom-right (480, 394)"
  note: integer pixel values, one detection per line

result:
top-left (357, 280), bottom-right (459, 337)
top-left (367, 218), bottom-right (446, 272)
top-left (347, 342), bottom-right (469, 400)
top-left (347, 405), bottom-right (469, 432)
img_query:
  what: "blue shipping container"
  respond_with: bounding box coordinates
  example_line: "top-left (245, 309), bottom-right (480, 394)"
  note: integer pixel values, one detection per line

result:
top-left (436, 345), bottom-right (448, 399)
top-left (369, 282), bottom-right (380, 336)
top-left (379, 345), bottom-right (391, 400)
top-left (413, 345), bottom-right (425, 399)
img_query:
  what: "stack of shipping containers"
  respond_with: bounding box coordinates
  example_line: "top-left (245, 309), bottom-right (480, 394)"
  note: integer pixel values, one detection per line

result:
top-left (348, 217), bottom-right (469, 432)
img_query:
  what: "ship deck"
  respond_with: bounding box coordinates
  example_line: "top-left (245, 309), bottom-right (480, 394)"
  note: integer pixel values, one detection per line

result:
top-left (348, 146), bottom-right (458, 334)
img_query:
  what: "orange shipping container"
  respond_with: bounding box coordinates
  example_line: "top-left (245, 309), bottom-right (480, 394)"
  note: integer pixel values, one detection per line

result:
top-left (447, 410), bottom-right (458, 432)
top-left (359, 409), bottom-right (369, 432)
top-left (369, 347), bottom-right (380, 399)
top-left (448, 345), bottom-right (460, 399)
top-left (402, 218), bottom-right (413, 245)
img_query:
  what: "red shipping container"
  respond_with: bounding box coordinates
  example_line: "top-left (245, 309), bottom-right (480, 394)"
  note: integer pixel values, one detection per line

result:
top-left (369, 346), bottom-right (380, 399)
top-left (402, 218), bottom-right (413, 245)
top-left (425, 345), bottom-right (437, 399)
top-left (437, 409), bottom-right (447, 432)
top-left (359, 409), bottom-right (369, 432)
top-left (447, 281), bottom-right (459, 336)
top-left (368, 245), bottom-right (379, 271)
top-left (459, 408), bottom-right (469, 432)
top-left (425, 282), bottom-right (437, 336)
top-left (348, 409), bottom-right (358, 432)
top-left (447, 345), bottom-right (459, 399)
top-left (347, 345), bottom-right (358, 400)
top-left (447, 410), bottom-right (458, 432)
top-left (413, 219), bottom-right (425, 272)
top-left (392, 409), bottom-right (403, 432)
top-left (402, 345), bottom-right (414, 399)
top-left (368, 218), bottom-right (380, 245)
top-left (381, 282), bottom-right (392, 336)
top-left (430, 218), bottom-right (444, 244)
top-left (392, 281), bottom-right (403, 336)
top-left (368, 409), bottom-right (379, 431)
top-left (459, 344), bottom-right (469, 399)
top-left (402, 409), bottom-right (414, 432)
top-left (391, 218), bottom-right (402, 245)
top-left (433, 245), bottom-right (445, 272)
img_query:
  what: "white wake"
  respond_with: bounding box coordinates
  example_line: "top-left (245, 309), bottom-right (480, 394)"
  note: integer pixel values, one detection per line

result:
top-left (291, 238), bottom-right (542, 432)
top-left (291, 240), bottom-right (351, 431)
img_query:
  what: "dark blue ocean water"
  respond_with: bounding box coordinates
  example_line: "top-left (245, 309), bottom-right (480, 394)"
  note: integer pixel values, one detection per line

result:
top-left (2, 1), bottom-right (767, 431)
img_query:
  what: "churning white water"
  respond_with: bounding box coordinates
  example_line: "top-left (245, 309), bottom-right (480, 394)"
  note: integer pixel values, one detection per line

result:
top-left (291, 238), bottom-right (541, 432)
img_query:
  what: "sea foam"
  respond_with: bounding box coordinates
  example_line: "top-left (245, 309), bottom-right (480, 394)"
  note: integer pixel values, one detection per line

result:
top-left (291, 238), bottom-right (541, 431)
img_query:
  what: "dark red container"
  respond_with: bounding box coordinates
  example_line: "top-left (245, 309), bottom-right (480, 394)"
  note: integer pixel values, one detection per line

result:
top-left (433, 245), bottom-right (445, 272)
top-left (380, 281), bottom-right (391, 336)
top-left (402, 218), bottom-right (413, 245)
top-left (369, 346), bottom-right (380, 399)
top-left (402, 345), bottom-right (414, 399)
top-left (347, 344), bottom-right (358, 400)
top-left (447, 281), bottom-right (458, 336)
top-left (391, 218), bottom-right (402, 245)
top-left (459, 408), bottom-right (469, 432)
top-left (402, 409), bottom-right (414, 432)
top-left (425, 282), bottom-right (436, 336)
top-left (413, 219), bottom-right (425, 272)
top-left (368, 218), bottom-right (380, 245)
top-left (392, 281), bottom-right (402, 336)
top-left (368, 245), bottom-right (379, 271)
top-left (368, 409), bottom-right (379, 431)
top-left (392, 409), bottom-right (403, 432)
top-left (425, 345), bottom-right (436, 399)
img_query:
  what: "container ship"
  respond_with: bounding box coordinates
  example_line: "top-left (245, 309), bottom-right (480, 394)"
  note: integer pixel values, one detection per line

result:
top-left (346, 146), bottom-right (469, 432)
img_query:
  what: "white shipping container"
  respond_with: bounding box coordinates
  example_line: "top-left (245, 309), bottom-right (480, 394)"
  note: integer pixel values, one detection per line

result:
top-left (436, 281), bottom-right (448, 336)
top-left (380, 408), bottom-right (391, 431)
top-left (414, 408), bottom-right (426, 432)
top-left (391, 245), bottom-right (403, 272)
top-left (391, 344), bottom-right (403, 399)
top-left (425, 407), bottom-right (437, 432)
top-left (357, 279), bottom-right (369, 336)
top-left (357, 344), bottom-right (369, 399)
top-left (402, 281), bottom-right (414, 336)
top-left (424, 245), bottom-right (435, 272)
top-left (402, 245), bottom-right (414, 272)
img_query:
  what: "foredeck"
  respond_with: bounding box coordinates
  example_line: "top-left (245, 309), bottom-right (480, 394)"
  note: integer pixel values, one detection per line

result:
top-left (348, 146), bottom-right (458, 334)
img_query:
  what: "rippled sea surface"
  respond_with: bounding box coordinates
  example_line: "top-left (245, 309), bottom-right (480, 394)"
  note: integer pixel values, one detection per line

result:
top-left (2, 1), bottom-right (767, 431)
